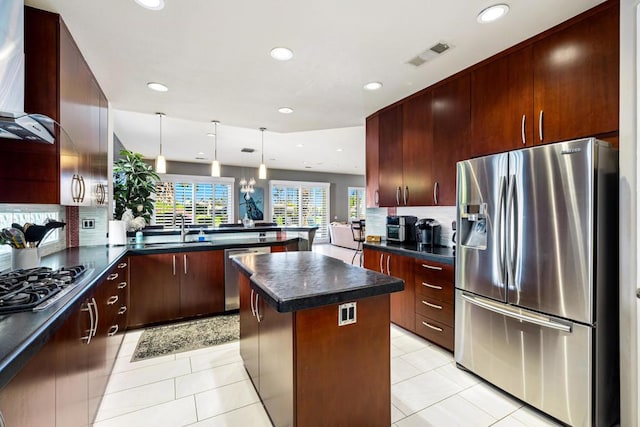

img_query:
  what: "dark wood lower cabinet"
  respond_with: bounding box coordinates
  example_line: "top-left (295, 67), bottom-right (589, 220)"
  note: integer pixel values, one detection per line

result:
top-left (239, 273), bottom-right (391, 427)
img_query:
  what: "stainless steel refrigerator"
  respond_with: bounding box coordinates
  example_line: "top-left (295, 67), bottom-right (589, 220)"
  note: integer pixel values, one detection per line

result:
top-left (455, 138), bottom-right (619, 427)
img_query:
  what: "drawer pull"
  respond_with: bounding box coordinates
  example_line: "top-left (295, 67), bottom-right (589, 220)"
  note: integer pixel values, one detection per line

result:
top-left (422, 300), bottom-right (442, 310)
top-left (107, 295), bottom-right (119, 305)
top-left (421, 263), bottom-right (442, 271)
top-left (108, 325), bottom-right (119, 336)
top-left (117, 281), bottom-right (127, 289)
top-left (422, 321), bottom-right (443, 332)
top-left (422, 282), bottom-right (443, 290)
top-left (107, 273), bottom-right (118, 281)
top-left (118, 306), bottom-right (127, 315)
top-left (117, 262), bottom-right (128, 269)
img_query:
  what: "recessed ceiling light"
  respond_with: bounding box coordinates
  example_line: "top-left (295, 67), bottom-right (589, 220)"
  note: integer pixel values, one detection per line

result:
top-left (336, 148), bottom-right (343, 152)
top-left (134, 0), bottom-right (165, 10)
top-left (270, 47), bottom-right (293, 61)
top-left (278, 107), bottom-right (294, 114)
top-left (363, 81), bottom-right (383, 91)
top-left (207, 133), bottom-right (215, 137)
top-left (477, 4), bottom-right (509, 23)
top-left (147, 82), bottom-right (168, 92)
top-left (296, 144), bottom-right (304, 148)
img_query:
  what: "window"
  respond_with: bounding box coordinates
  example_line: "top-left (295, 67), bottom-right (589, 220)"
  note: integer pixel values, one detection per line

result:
top-left (153, 175), bottom-right (234, 227)
top-left (348, 187), bottom-right (366, 220)
top-left (270, 180), bottom-right (330, 242)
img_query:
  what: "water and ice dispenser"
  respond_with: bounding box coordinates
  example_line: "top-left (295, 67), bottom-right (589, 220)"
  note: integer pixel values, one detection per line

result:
top-left (459, 203), bottom-right (488, 249)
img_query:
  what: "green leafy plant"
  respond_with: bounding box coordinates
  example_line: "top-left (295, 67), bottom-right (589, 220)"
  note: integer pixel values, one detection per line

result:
top-left (113, 150), bottom-right (160, 224)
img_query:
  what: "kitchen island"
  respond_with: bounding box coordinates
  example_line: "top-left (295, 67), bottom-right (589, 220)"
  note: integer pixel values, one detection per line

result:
top-left (233, 252), bottom-right (404, 427)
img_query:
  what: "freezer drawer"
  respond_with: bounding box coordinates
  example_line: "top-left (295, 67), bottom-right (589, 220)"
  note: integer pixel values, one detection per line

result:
top-left (455, 290), bottom-right (596, 426)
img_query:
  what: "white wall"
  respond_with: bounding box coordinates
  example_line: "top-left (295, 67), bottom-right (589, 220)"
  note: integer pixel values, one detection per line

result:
top-left (619, 0), bottom-right (638, 425)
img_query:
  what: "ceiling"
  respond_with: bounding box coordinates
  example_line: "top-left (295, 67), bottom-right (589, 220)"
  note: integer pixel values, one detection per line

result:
top-left (25, 0), bottom-right (604, 174)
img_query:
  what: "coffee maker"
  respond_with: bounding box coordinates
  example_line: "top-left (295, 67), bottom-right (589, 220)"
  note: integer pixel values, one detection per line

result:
top-left (415, 218), bottom-right (441, 250)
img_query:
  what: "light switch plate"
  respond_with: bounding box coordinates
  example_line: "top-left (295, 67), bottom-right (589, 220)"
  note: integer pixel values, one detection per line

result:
top-left (82, 218), bottom-right (95, 229)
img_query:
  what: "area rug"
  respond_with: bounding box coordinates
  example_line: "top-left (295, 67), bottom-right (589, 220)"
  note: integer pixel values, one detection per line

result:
top-left (131, 314), bottom-right (239, 362)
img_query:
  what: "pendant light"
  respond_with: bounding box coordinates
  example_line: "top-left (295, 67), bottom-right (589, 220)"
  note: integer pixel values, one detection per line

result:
top-left (155, 112), bottom-right (166, 174)
top-left (258, 127), bottom-right (267, 180)
top-left (210, 120), bottom-right (221, 177)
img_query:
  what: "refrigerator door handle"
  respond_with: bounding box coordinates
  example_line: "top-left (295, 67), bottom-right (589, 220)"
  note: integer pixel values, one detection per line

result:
top-left (461, 293), bottom-right (572, 333)
top-left (506, 174), bottom-right (518, 287)
top-left (496, 176), bottom-right (507, 287)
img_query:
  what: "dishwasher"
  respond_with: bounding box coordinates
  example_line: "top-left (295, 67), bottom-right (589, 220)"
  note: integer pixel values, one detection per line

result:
top-left (224, 247), bottom-right (271, 311)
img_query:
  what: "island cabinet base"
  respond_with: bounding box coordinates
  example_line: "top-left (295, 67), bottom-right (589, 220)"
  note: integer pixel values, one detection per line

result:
top-left (239, 274), bottom-right (391, 427)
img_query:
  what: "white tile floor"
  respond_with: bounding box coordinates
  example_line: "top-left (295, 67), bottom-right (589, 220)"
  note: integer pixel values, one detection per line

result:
top-left (93, 244), bottom-right (563, 427)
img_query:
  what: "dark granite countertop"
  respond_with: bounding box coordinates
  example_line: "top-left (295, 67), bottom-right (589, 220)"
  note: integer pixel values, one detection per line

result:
top-left (0, 236), bottom-right (301, 390)
top-left (131, 225), bottom-right (318, 238)
top-left (232, 252), bottom-right (405, 313)
top-left (363, 242), bottom-right (455, 265)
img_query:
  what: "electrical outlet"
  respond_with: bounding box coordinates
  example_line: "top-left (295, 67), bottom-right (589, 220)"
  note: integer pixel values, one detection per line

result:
top-left (82, 218), bottom-right (95, 229)
top-left (338, 302), bottom-right (357, 326)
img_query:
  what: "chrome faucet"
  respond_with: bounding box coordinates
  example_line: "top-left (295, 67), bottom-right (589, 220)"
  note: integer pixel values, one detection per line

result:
top-left (177, 214), bottom-right (187, 242)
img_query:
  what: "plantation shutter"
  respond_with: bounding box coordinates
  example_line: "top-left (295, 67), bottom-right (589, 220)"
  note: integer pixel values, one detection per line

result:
top-left (270, 181), bottom-right (330, 242)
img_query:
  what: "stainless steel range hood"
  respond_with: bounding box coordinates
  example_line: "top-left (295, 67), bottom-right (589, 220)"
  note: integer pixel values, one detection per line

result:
top-left (0, 0), bottom-right (55, 144)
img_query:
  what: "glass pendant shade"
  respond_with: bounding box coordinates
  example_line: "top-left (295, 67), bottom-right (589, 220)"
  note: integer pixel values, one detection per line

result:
top-left (155, 154), bottom-right (166, 174)
top-left (258, 163), bottom-right (267, 179)
top-left (211, 160), bottom-right (221, 177)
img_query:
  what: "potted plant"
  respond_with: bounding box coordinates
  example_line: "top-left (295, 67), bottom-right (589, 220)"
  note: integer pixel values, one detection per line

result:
top-left (113, 150), bottom-right (160, 234)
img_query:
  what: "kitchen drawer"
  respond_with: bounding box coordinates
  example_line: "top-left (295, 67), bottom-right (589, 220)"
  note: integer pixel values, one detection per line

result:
top-left (415, 297), bottom-right (454, 327)
top-left (415, 314), bottom-right (454, 352)
top-left (414, 259), bottom-right (454, 289)
top-left (415, 276), bottom-right (453, 303)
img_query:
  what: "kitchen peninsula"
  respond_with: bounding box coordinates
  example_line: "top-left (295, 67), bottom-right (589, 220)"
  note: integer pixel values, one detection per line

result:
top-left (233, 252), bottom-right (404, 427)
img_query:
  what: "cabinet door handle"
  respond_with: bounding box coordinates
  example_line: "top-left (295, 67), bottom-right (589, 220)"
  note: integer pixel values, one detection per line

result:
top-left (255, 293), bottom-right (262, 323)
top-left (107, 273), bottom-right (119, 281)
top-left (183, 254), bottom-right (188, 275)
top-left (421, 321), bottom-right (443, 332)
top-left (117, 281), bottom-right (127, 289)
top-left (107, 325), bottom-right (119, 336)
top-left (91, 297), bottom-right (98, 337)
top-left (172, 255), bottom-right (176, 276)
top-left (421, 263), bottom-right (442, 271)
top-left (81, 301), bottom-right (94, 344)
top-left (396, 186), bottom-right (401, 206)
top-left (433, 182), bottom-right (439, 205)
top-left (118, 306), bottom-right (127, 315)
top-left (250, 288), bottom-right (256, 317)
top-left (379, 253), bottom-right (384, 274)
top-left (79, 175), bottom-right (86, 203)
top-left (107, 295), bottom-right (119, 305)
top-left (521, 114), bottom-right (526, 145)
top-left (72, 174), bottom-right (81, 202)
top-left (117, 262), bottom-right (128, 269)
top-left (404, 186), bottom-right (408, 205)
top-left (386, 255), bottom-right (391, 275)
top-left (422, 300), bottom-right (443, 310)
top-left (422, 282), bottom-right (443, 290)
top-left (375, 190), bottom-right (379, 206)
top-left (538, 110), bottom-right (544, 142)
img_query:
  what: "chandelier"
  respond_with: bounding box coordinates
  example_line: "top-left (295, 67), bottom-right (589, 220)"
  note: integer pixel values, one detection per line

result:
top-left (239, 177), bottom-right (255, 194)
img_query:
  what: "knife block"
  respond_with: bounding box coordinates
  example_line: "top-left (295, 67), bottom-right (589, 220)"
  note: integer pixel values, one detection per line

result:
top-left (11, 248), bottom-right (40, 270)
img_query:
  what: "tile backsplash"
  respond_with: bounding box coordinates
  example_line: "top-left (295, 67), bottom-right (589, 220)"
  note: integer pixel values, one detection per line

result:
top-left (365, 205), bottom-right (456, 247)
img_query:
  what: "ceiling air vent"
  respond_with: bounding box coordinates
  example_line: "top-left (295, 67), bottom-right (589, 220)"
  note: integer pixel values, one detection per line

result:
top-left (241, 148), bottom-right (255, 153)
top-left (407, 42), bottom-right (451, 67)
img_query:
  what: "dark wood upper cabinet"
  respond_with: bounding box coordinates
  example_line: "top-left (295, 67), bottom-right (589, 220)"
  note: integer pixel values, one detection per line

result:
top-left (533, 3), bottom-right (619, 145)
top-left (0, 7), bottom-right (108, 205)
top-left (402, 91), bottom-right (433, 206)
top-left (365, 115), bottom-right (380, 208)
top-left (432, 74), bottom-right (471, 206)
top-left (471, 47), bottom-right (533, 157)
top-left (377, 105), bottom-right (404, 207)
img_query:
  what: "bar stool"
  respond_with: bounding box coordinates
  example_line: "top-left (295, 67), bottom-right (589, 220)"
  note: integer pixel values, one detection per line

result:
top-left (350, 219), bottom-right (366, 266)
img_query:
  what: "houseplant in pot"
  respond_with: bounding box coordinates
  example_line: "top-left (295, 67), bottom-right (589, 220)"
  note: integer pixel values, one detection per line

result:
top-left (112, 150), bottom-right (160, 243)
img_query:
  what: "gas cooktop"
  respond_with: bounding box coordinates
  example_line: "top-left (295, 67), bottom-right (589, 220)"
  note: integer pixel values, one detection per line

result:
top-left (0, 265), bottom-right (88, 314)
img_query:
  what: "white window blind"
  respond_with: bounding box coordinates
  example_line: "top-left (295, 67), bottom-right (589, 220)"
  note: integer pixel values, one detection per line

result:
top-left (270, 180), bottom-right (330, 242)
top-left (152, 175), bottom-right (234, 227)
top-left (348, 187), bottom-right (366, 220)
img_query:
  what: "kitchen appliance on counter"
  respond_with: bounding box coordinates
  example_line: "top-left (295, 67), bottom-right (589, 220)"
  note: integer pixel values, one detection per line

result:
top-left (415, 218), bottom-right (441, 250)
top-left (386, 215), bottom-right (417, 243)
top-left (0, 265), bottom-right (89, 313)
top-left (455, 138), bottom-right (619, 426)
top-left (224, 247), bottom-right (271, 311)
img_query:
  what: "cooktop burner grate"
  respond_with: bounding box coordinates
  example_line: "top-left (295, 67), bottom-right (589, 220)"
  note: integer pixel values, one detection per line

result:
top-left (0, 265), bottom-right (87, 314)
